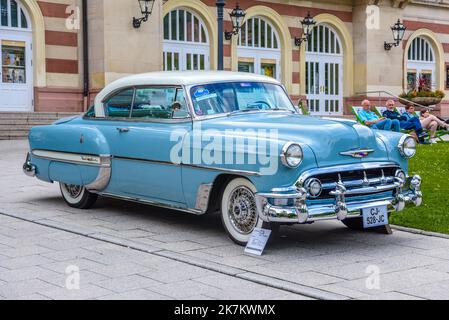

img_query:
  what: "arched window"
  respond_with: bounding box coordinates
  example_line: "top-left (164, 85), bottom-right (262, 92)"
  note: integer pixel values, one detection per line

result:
top-left (305, 24), bottom-right (343, 116)
top-left (406, 36), bottom-right (436, 91)
top-left (0, 0), bottom-right (30, 29)
top-left (237, 16), bottom-right (281, 79)
top-left (163, 8), bottom-right (210, 71)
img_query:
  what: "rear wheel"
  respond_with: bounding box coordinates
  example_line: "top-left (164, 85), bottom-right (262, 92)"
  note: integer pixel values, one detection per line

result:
top-left (59, 183), bottom-right (98, 209)
top-left (220, 178), bottom-right (263, 246)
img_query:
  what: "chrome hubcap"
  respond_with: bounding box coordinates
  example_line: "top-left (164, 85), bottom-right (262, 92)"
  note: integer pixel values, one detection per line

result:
top-left (64, 184), bottom-right (83, 198)
top-left (228, 186), bottom-right (258, 235)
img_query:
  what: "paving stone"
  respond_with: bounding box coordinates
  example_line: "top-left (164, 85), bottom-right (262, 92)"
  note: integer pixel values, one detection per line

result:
top-left (148, 279), bottom-right (222, 299)
top-left (0, 255), bottom-right (55, 270)
top-left (94, 274), bottom-right (162, 293)
top-left (40, 284), bottom-right (114, 300)
top-left (98, 289), bottom-right (172, 300)
top-left (399, 280), bottom-right (449, 299)
top-left (0, 265), bottom-right (59, 283)
top-left (141, 264), bottom-right (216, 284)
top-left (91, 262), bottom-right (152, 278)
top-left (358, 291), bottom-right (425, 300)
top-left (0, 279), bottom-right (59, 298)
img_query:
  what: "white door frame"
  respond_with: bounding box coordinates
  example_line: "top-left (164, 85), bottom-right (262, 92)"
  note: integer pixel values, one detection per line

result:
top-left (0, 28), bottom-right (33, 112)
top-left (306, 52), bottom-right (343, 116)
top-left (163, 42), bottom-right (209, 71)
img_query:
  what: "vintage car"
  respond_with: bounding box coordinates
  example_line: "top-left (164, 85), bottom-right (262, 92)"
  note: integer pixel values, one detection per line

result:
top-left (23, 72), bottom-right (423, 245)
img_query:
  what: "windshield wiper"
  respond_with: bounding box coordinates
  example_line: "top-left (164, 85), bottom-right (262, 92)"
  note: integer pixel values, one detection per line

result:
top-left (227, 106), bottom-right (262, 116)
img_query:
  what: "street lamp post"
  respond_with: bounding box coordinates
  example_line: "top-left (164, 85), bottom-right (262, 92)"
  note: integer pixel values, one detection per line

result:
top-left (384, 19), bottom-right (407, 51)
top-left (216, 0), bottom-right (226, 70)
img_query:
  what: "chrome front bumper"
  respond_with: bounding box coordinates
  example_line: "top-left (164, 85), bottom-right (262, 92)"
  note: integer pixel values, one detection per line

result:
top-left (23, 152), bottom-right (36, 177)
top-left (255, 175), bottom-right (423, 224)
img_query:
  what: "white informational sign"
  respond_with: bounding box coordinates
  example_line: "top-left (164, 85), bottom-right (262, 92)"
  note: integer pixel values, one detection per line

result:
top-left (245, 228), bottom-right (272, 256)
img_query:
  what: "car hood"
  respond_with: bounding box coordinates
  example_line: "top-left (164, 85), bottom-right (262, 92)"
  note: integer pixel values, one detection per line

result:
top-left (200, 112), bottom-right (390, 167)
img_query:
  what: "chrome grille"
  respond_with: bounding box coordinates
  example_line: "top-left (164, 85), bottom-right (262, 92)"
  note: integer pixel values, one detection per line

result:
top-left (304, 166), bottom-right (400, 200)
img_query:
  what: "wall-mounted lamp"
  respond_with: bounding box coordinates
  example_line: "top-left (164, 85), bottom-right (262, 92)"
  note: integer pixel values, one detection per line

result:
top-left (225, 3), bottom-right (246, 40)
top-left (133, 0), bottom-right (155, 29)
top-left (295, 12), bottom-right (316, 47)
top-left (384, 19), bottom-right (407, 51)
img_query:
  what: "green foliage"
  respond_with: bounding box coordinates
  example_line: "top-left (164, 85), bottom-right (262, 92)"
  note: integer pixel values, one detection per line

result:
top-left (391, 143), bottom-right (449, 234)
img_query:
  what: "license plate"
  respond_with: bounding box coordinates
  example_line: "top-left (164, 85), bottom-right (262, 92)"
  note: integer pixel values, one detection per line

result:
top-left (362, 206), bottom-right (388, 229)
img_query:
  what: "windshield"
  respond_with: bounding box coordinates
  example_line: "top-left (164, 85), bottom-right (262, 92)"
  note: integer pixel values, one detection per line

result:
top-left (190, 82), bottom-right (296, 116)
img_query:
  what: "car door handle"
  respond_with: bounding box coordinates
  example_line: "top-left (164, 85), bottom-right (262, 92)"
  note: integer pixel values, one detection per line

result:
top-left (116, 127), bottom-right (130, 133)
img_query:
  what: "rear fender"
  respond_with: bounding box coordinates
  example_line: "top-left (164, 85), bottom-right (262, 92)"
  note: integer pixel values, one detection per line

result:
top-left (28, 124), bottom-right (111, 190)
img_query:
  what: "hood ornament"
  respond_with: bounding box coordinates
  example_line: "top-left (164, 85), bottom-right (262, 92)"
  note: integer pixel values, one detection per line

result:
top-left (339, 148), bottom-right (374, 158)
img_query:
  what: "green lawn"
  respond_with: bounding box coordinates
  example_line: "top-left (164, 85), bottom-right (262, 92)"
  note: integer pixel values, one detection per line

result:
top-left (391, 142), bottom-right (449, 234)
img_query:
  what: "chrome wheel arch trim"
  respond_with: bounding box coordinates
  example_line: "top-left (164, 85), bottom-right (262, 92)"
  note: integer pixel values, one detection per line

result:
top-left (85, 155), bottom-right (112, 192)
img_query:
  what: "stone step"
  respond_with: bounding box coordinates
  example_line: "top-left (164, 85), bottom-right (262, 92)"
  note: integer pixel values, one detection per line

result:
top-left (0, 119), bottom-right (63, 125)
top-left (0, 112), bottom-right (81, 140)
top-left (0, 125), bottom-right (43, 131)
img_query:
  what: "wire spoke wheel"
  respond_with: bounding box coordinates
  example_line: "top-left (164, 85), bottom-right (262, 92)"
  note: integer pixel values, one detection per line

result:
top-left (64, 184), bottom-right (83, 199)
top-left (227, 186), bottom-right (258, 235)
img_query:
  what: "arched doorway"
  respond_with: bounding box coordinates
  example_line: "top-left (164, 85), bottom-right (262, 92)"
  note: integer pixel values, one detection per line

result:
top-left (406, 36), bottom-right (436, 91)
top-left (305, 23), bottom-right (343, 116)
top-left (237, 16), bottom-right (281, 80)
top-left (163, 8), bottom-right (210, 71)
top-left (0, 0), bottom-right (33, 111)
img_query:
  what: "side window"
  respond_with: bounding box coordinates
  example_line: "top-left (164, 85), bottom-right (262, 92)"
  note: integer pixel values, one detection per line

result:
top-left (104, 89), bottom-right (134, 118)
top-left (85, 105), bottom-right (95, 118)
top-left (173, 88), bottom-right (189, 118)
top-left (131, 87), bottom-right (188, 119)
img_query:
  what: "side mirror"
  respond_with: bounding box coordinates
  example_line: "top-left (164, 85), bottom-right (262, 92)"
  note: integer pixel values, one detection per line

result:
top-left (171, 101), bottom-right (182, 112)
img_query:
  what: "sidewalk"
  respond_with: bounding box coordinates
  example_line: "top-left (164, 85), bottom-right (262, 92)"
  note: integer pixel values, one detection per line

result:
top-left (1, 140), bottom-right (449, 300)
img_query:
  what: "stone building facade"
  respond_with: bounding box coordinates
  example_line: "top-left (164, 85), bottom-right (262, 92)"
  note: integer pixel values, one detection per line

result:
top-left (1, 0), bottom-right (448, 116)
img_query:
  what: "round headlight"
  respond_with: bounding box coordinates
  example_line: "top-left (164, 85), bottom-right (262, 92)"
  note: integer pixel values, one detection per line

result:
top-left (306, 178), bottom-right (322, 198)
top-left (281, 142), bottom-right (303, 168)
top-left (398, 136), bottom-right (417, 159)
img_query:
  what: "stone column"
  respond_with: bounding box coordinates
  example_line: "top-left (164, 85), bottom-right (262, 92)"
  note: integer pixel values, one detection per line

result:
top-left (88, 0), bottom-right (163, 91)
top-left (352, 0), bottom-right (405, 103)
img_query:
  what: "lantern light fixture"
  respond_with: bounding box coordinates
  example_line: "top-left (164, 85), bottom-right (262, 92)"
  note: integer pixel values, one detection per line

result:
top-left (225, 3), bottom-right (246, 40)
top-left (384, 19), bottom-right (407, 51)
top-left (133, 0), bottom-right (156, 29)
top-left (295, 12), bottom-right (316, 47)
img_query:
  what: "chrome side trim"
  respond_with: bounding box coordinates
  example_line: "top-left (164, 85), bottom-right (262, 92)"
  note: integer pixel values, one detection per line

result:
top-left (32, 150), bottom-right (109, 167)
top-left (114, 156), bottom-right (177, 167)
top-left (195, 183), bottom-right (213, 213)
top-left (114, 156), bottom-right (261, 176)
top-left (85, 156), bottom-right (112, 192)
top-left (99, 192), bottom-right (204, 215)
top-left (296, 162), bottom-right (399, 187)
top-left (183, 164), bottom-right (261, 176)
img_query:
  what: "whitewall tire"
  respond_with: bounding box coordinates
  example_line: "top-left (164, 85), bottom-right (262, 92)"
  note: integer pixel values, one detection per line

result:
top-left (220, 178), bottom-right (263, 245)
top-left (59, 183), bottom-right (98, 209)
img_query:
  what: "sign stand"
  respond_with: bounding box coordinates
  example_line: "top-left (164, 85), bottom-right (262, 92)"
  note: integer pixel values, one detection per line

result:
top-left (244, 228), bottom-right (272, 256)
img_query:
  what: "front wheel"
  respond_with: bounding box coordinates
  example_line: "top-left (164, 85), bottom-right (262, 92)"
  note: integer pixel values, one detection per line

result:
top-left (59, 183), bottom-right (98, 209)
top-left (220, 178), bottom-right (263, 246)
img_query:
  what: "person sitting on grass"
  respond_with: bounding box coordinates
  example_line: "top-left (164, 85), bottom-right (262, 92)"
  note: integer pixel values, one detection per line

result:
top-left (358, 99), bottom-right (400, 132)
top-left (382, 100), bottom-right (429, 144)
top-left (417, 107), bottom-right (449, 144)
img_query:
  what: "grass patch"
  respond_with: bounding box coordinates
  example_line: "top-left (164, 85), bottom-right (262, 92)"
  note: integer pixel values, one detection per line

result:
top-left (391, 142), bottom-right (449, 234)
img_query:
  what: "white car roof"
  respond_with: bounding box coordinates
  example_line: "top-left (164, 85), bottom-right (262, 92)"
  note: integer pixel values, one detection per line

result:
top-left (94, 71), bottom-right (281, 117)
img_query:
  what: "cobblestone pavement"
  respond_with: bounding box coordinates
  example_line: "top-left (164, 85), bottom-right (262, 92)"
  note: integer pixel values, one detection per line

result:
top-left (1, 140), bottom-right (449, 300)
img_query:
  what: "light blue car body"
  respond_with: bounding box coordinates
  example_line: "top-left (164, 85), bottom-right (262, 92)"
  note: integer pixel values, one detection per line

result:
top-left (24, 72), bottom-right (422, 224)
